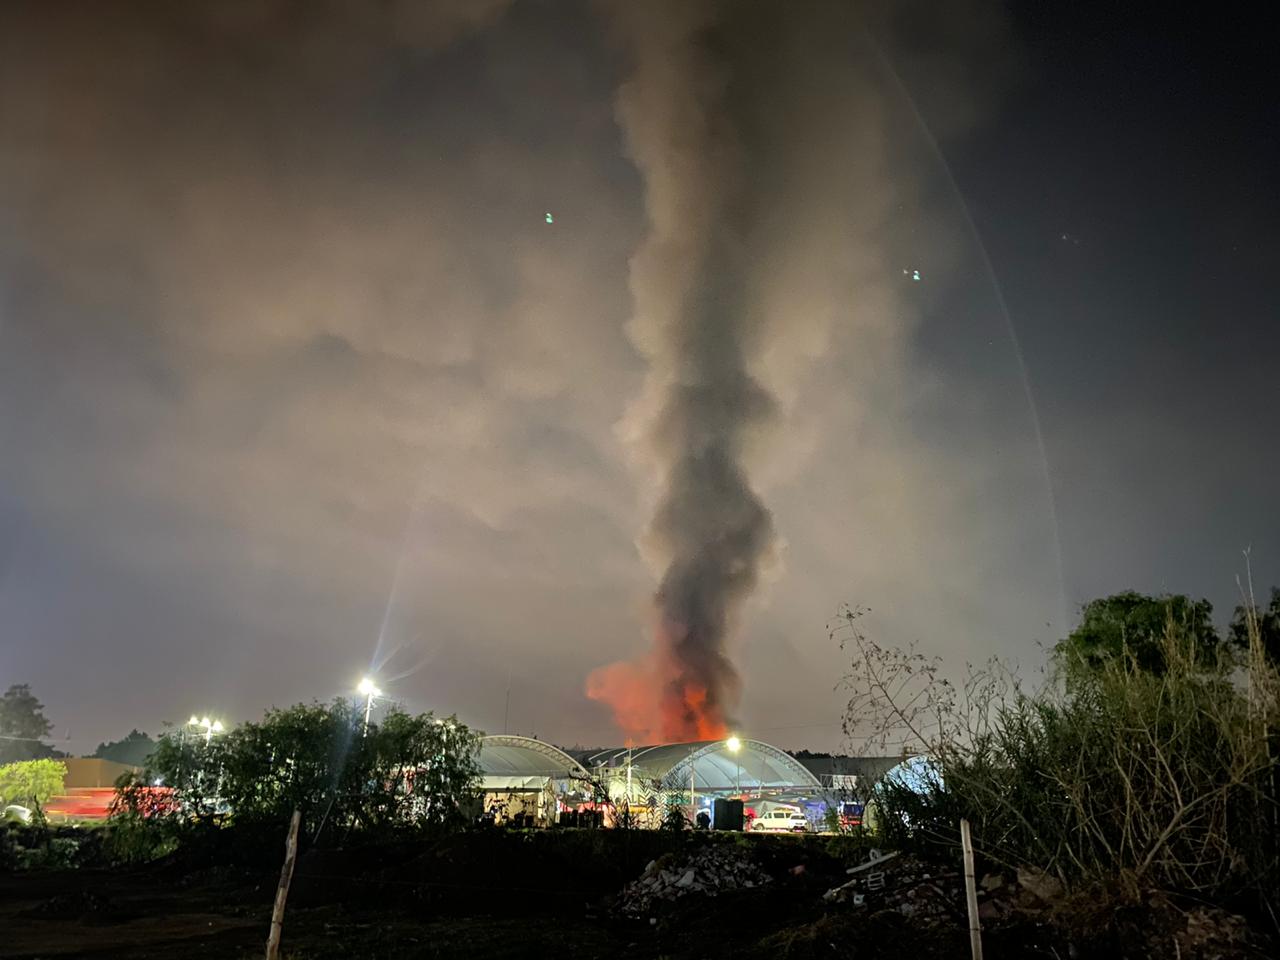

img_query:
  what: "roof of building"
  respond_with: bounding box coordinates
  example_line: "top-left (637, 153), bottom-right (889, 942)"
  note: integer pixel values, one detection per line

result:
top-left (585, 739), bottom-right (822, 792)
top-left (794, 755), bottom-right (906, 785)
top-left (478, 735), bottom-right (590, 787)
top-left (61, 757), bottom-right (139, 789)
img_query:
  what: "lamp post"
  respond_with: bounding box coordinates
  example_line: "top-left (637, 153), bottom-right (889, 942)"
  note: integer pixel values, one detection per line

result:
top-left (188, 715), bottom-right (224, 745)
top-left (689, 757), bottom-right (697, 822)
top-left (357, 678), bottom-right (381, 737)
top-left (726, 735), bottom-right (742, 795)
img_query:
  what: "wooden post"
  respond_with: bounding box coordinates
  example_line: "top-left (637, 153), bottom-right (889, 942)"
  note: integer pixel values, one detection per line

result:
top-left (960, 818), bottom-right (983, 960)
top-left (265, 809), bottom-right (302, 960)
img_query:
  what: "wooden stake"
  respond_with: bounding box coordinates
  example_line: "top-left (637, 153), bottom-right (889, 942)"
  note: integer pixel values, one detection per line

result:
top-left (265, 809), bottom-right (302, 960)
top-left (960, 818), bottom-right (983, 960)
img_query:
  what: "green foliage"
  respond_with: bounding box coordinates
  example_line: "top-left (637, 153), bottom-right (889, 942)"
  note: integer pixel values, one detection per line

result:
top-left (92, 729), bottom-right (156, 766)
top-left (0, 758), bottom-right (67, 812)
top-left (114, 700), bottom-right (481, 841)
top-left (1053, 591), bottom-right (1221, 676)
top-left (100, 812), bottom-right (182, 864)
top-left (842, 603), bottom-right (1280, 906)
top-left (821, 805), bottom-right (842, 834)
top-left (0, 684), bottom-right (59, 763)
top-left (1230, 587), bottom-right (1280, 663)
top-left (661, 802), bottom-right (690, 831)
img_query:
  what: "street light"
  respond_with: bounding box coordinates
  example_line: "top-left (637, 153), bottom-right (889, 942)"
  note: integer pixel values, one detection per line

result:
top-left (188, 715), bottom-right (224, 745)
top-left (358, 677), bottom-right (382, 736)
top-left (726, 735), bottom-right (742, 795)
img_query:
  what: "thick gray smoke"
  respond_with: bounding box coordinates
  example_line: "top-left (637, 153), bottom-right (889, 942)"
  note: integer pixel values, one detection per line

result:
top-left (588, 0), bottom-right (791, 741)
top-left (587, 0), bottom-right (1023, 742)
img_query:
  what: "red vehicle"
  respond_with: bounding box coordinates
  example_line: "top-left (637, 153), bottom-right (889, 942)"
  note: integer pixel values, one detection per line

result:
top-left (839, 801), bottom-right (865, 829)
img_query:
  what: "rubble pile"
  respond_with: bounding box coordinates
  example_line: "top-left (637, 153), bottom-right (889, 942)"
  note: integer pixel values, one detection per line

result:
top-left (968, 866), bottom-right (1063, 923)
top-left (825, 854), bottom-right (1269, 957)
top-left (617, 846), bottom-right (772, 915)
top-left (825, 851), bottom-right (964, 920)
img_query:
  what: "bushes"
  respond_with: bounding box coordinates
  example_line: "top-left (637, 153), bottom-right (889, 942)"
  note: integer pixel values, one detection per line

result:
top-left (835, 603), bottom-right (1280, 910)
top-left (1, 821), bottom-right (107, 870)
top-left (100, 811), bottom-right (182, 864)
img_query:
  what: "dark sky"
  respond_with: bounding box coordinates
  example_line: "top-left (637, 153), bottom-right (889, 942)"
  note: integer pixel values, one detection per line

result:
top-left (1, 1), bottom-right (1276, 752)
top-left (939, 5), bottom-right (1279, 612)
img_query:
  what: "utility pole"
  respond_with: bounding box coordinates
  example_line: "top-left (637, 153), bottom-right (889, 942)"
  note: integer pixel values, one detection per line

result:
top-left (503, 664), bottom-right (512, 734)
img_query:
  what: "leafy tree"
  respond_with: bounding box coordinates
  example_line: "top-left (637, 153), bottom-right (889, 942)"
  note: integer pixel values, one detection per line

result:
top-left (1053, 591), bottom-right (1221, 675)
top-left (364, 710), bottom-right (480, 830)
top-left (91, 730), bottom-right (157, 767)
top-left (837, 602), bottom-right (1280, 903)
top-left (0, 759), bottom-right (67, 814)
top-left (117, 700), bottom-right (482, 838)
top-left (0, 684), bottom-right (58, 763)
top-left (1229, 587), bottom-right (1280, 663)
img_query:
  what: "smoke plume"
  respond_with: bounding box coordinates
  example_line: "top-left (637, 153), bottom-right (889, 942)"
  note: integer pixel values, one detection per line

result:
top-left (587, 0), bottom-right (790, 742)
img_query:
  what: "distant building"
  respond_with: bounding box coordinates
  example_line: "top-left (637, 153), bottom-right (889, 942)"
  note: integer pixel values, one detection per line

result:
top-left (792, 755), bottom-right (907, 797)
top-left (42, 758), bottom-right (140, 821)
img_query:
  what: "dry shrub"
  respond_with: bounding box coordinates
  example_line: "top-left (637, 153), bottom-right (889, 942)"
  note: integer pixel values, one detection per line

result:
top-left (834, 600), bottom-right (1280, 912)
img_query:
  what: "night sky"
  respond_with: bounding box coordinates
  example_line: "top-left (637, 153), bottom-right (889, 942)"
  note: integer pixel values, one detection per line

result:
top-left (2, 1), bottom-right (1276, 752)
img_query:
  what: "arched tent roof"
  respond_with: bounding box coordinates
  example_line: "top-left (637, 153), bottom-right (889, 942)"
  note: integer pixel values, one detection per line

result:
top-left (587, 739), bottom-right (822, 792)
top-left (880, 755), bottom-right (941, 793)
top-left (479, 735), bottom-right (590, 781)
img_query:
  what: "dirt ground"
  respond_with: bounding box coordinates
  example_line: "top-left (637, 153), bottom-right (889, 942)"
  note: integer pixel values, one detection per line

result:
top-left (0, 832), bottom-right (961, 960)
top-left (0, 868), bottom-right (961, 960)
top-left (1, 830), bottom-right (1273, 959)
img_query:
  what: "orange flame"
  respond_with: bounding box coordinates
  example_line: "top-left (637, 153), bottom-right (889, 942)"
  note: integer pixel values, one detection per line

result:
top-left (587, 622), bottom-right (730, 743)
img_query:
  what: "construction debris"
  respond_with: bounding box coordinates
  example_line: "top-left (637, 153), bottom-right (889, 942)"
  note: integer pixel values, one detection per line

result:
top-left (823, 852), bottom-right (962, 921)
top-left (617, 847), bottom-right (772, 916)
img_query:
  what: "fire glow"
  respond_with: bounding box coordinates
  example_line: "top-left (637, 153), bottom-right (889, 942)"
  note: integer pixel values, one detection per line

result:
top-left (586, 1), bottom-right (785, 745)
top-left (587, 619), bottom-right (732, 743)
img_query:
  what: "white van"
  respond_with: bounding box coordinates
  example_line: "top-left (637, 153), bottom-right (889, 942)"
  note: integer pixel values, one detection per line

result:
top-left (750, 808), bottom-right (809, 833)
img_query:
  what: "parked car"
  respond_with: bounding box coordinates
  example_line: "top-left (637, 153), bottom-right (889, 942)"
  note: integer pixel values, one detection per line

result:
top-left (750, 808), bottom-right (809, 833)
top-left (3, 804), bottom-right (32, 824)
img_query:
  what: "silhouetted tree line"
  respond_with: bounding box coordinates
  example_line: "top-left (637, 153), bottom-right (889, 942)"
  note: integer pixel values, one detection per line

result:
top-left (114, 699), bottom-right (481, 841)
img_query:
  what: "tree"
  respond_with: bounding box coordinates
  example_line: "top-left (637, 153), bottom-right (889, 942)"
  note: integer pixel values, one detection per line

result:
top-left (1229, 587), bottom-right (1280, 663)
top-left (117, 700), bottom-right (482, 838)
top-left (92, 730), bottom-right (157, 767)
top-left (834, 601), bottom-right (1280, 903)
top-left (0, 759), bottom-right (67, 814)
top-left (0, 684), bottom-right (57, 763)
top-left (1053, 591), bottom-right (1221, 676)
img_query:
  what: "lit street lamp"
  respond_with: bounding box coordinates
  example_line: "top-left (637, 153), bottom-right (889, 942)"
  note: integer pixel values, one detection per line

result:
top-left (358, 677), bottom-right (382, 736)
top-left (727, 735), bottom-right (742, 795)
top-left (188, 715), bottom-right (224, 745)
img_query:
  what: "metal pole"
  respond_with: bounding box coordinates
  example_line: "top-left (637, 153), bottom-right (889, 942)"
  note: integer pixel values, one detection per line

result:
top-left (503, 663), bottom-right (512, 734)
top-left (689, 761), bottom-right (696, 821)
top-left (363, 694), bottom-right (373, 737)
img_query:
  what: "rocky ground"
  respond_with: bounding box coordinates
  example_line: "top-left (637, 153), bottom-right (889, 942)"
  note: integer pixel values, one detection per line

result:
top-left (0, 828), bottom-right (1273, 959)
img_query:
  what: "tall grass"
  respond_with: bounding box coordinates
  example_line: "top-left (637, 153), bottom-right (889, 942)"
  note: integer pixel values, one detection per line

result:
top-left (835, 602), bottom-right (1280, 910)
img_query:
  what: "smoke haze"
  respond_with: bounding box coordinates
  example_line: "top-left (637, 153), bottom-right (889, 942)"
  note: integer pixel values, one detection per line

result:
top-left (1, 1), bottom-right (1069, 750)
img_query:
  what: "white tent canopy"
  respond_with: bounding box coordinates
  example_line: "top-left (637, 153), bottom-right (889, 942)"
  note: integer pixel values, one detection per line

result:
top-left (478, 735), bottom-right (589, 789)
top-left (587, 739), bottom-right (822, 793)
